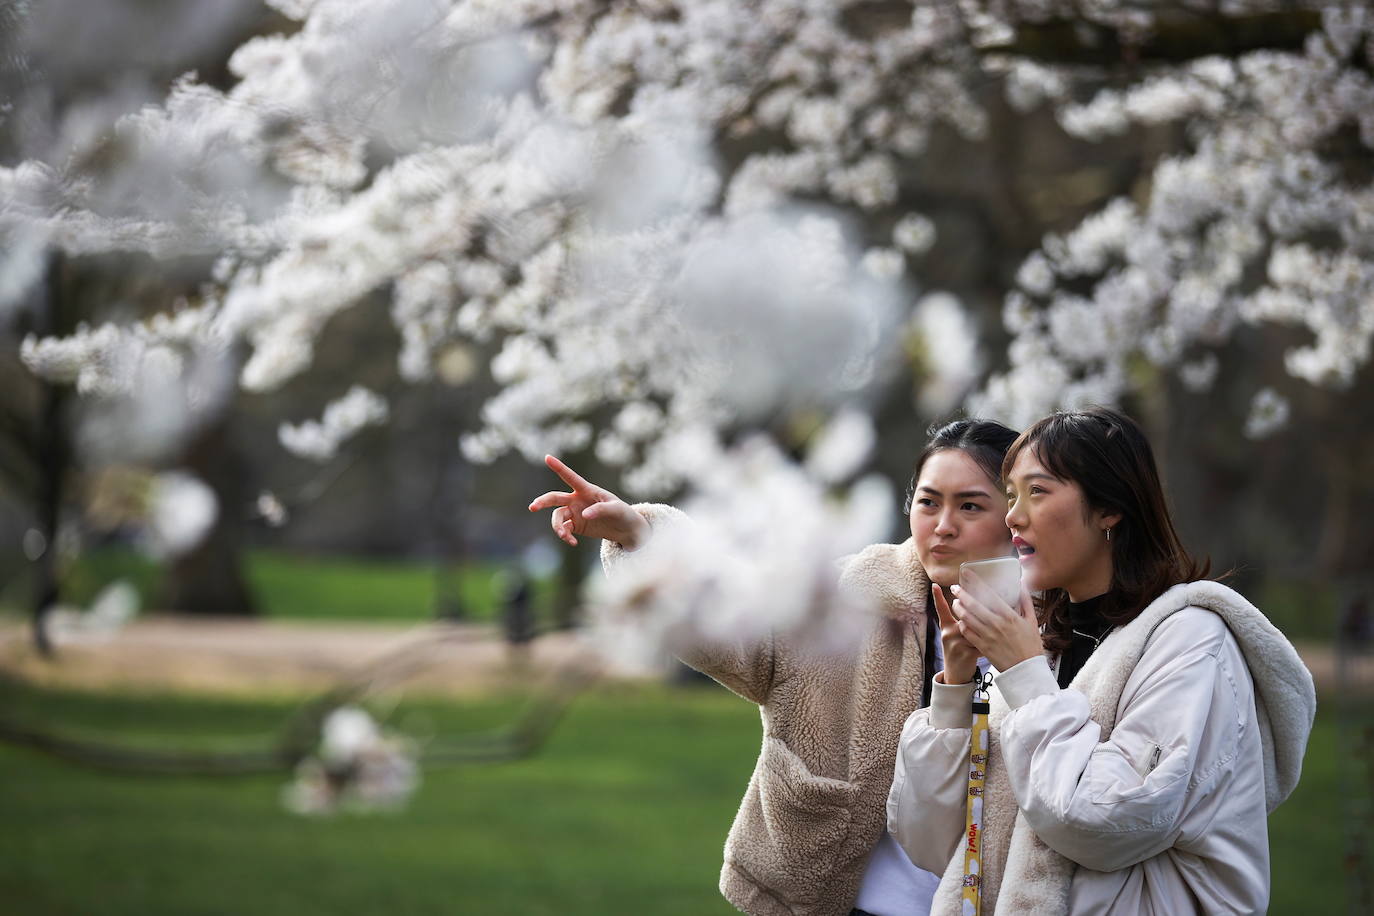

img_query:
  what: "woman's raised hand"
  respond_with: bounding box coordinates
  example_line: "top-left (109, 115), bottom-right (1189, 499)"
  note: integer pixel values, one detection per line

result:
top-left (931, 583), bottom-right (981, 686)
top-left (950, 575), bottom-right (1042, 673)
top-left (528, 455), bottom-right (651, 550)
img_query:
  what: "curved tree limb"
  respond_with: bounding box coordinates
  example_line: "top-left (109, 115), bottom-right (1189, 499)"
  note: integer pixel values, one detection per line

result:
top-left (987, 10), bottom-right (1326, 66)
top-left (0, 624), bottom-right (604, 777)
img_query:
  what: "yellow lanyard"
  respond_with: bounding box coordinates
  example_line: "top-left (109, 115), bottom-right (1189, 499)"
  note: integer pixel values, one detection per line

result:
top-left (962, 668), bottom-right (992, 914)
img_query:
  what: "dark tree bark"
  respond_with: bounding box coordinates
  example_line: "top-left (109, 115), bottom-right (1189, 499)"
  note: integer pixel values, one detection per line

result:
top-left (992, 10), bottom-right (1325, 65)
top-left (159, 413), bottom-right (257, 615)
top-left (26, 251), bottom-right (74, 656)
top-left (429, 381), bottom-right (469, 620)
top-left (553, 527), bottom-right (584, 631)
top-left (29, 381), bottom-right (65, 655)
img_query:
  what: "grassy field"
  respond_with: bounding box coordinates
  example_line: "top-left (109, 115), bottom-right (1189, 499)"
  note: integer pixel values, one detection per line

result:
top-left (17, 546), bottom-right (559, 623)
top-left (0, 680), bottom-right (1351, 915)
top-left (2, 545), bottom-right (1338, 640)
top-left (0, 682), bottom-right (752, 915)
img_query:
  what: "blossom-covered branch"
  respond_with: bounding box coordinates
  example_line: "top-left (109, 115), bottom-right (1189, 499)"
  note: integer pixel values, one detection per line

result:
top-left (973, 5), bottom-right (1373, 437)
top-left (3, 0), bottom-right (1368, 646)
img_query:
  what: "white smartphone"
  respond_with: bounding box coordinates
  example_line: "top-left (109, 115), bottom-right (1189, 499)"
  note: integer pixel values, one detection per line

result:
top-left (959, 555), bottom-right (1023, 609)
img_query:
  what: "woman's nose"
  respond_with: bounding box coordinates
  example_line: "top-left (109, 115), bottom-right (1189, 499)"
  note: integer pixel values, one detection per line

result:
top-left (934, 509), bottom-right (956, 536)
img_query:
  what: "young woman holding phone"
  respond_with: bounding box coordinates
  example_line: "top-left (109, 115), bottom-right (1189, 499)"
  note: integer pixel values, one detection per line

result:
top-left (887, 407), bottom-right (1315, 913)
top-left (530, 419), bottom-right (1016, 916)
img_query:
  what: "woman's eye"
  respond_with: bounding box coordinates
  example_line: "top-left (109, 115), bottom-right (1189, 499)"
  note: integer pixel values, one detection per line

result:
top-left (916, 497), bottom-right (936, 508)
top-left (961, 502), bottom-right (982, 512)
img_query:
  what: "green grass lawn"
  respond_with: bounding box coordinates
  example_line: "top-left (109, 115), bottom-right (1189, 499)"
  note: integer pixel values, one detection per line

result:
top-left (243, 550), bottom-right (542, 622)
top-left (12, 546), bottom-right (558, 623)
top-left (0, 681), bottom-right (753, 916)
top-left (0, 680), bottom-right (1350, 915)
top-left (3, 546), bottom-right (1339, 642)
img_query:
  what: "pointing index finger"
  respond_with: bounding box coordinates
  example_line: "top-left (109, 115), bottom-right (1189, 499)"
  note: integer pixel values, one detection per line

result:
top-left (931, 584), bottom-right (956, 628)
top-left (545, 454), bottom-right (592, 492)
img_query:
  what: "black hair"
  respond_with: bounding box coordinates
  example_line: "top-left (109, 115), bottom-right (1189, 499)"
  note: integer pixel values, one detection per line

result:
top-left (1002, 406), bottom-right (1212, 653)
top-left (904, 418), bottom-right (1020, 514)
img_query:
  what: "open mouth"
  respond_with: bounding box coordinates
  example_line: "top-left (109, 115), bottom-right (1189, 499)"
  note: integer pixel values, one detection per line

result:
top-left (1012, 537), bottom-right (1035, 557)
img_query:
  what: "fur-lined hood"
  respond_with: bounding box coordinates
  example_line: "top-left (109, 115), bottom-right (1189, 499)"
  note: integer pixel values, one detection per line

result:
top-left (1072, 580), bottom-right (1313, 809)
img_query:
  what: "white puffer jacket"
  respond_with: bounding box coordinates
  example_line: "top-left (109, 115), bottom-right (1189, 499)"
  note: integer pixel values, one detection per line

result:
top-left (887, 580), bottom-right (1316, 914)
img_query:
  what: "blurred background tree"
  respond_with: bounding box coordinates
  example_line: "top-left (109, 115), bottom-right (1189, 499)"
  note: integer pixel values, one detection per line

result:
top-left (0, 0), bottom-right (1369, 644)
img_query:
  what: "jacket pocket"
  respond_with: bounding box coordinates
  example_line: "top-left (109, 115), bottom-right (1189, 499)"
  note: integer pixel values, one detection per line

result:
top-left (1085, 741), bottom-right (1190, 831)
top-left (729, 737), bottom-right (860, 904)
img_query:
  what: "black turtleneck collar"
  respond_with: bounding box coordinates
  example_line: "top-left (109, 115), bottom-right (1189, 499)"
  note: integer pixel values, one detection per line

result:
top-left (1058, 593), bottom-right (1114, 689)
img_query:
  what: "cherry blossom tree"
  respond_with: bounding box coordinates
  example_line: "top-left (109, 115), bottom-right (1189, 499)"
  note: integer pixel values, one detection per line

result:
top-left (0, 0), bottom-right (272, 647)
top-left (970, 4), bottom-right (1374, 437)
top-left (4, 0), bottom-right (1370, 646)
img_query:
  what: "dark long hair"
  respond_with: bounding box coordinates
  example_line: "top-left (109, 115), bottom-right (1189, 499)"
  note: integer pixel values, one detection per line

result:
top-left (904, 418), bottom-right (1019, 514)
top-left (1002, 406), bottom-right (1211, 654)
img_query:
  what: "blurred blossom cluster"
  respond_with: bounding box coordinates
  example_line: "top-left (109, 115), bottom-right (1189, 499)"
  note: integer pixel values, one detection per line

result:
top-left (590, 412), bottom-right (894, 673)
top-left (83, 467), bottom-right (219, 560)
top-left (141, 470), bottom-right (219, 559)
top-left (6, 0), bottom-right (969, 492)
top-left (278, 385), bottom-right (389, 462)
top-left (283, 706), bottom-right (420, 816)
top-left (20, 306), bottom-right (236, 467)
top-left (45, 580), bottom-right (141, 645)
top-left (907, 292), bottom-right (983, 416)
top-left (5, 0), bottom-right (1366, 466)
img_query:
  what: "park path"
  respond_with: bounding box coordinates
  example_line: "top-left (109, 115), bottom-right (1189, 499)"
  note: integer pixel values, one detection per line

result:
top-left (0, 615), bottom-right (1365, 697)
top-left (0, 616), bottom-right (595, 697)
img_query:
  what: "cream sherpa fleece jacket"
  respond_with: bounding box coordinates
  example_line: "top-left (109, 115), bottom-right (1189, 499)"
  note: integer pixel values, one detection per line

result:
top-left (603, 504), bottom-right (932, 916)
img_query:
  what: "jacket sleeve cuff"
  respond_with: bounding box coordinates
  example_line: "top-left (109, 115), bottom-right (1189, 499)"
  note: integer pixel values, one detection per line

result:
top-left (599, 503), bottom-right (685, 572)
top-left (929, 677), bottom-right (977, 729)
top-left (994, 655), bottom-right (1059, 709)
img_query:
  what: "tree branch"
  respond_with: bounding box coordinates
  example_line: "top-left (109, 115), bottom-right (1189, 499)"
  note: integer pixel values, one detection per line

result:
top-left (0, 715), bottom-right (294, 775)
top-left (986, 10), bottom-right (1324, 65)
top-left (0, 627), bottom-right (601, 777)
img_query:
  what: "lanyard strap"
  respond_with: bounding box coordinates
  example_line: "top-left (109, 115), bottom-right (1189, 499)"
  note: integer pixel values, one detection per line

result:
top-left (962, 669), bottom-right (992, 914)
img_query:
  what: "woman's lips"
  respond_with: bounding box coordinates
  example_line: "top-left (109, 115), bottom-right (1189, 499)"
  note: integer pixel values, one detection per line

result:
top-left (1012, 536), bottom-right (1035, 561)
top-left (929, 545), bottom-right (958, 556)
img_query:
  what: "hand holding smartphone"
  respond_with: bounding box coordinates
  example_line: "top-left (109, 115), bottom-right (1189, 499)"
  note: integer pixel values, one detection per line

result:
top-left (958, 556), bottom-right (1022, 613)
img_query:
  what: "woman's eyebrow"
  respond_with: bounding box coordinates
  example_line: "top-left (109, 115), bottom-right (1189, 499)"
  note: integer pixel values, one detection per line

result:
top-left (919, 485), bottom-right (992, 499)
top-left (1006, 473), bottom-right (1058, 496)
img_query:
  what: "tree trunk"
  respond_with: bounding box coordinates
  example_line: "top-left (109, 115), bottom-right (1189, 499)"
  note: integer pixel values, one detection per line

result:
top-left (30, 379), bottom-right (64, 656)
top-left (429, 381), bottom-right (468, 620)
top-left (1314, 446), bottom-right (1352, 580)
top-left (160, 415), bottom-right (257, 615)
top-left (554, 540), bottom-right (583, 630)
top-left (29, 252), bottom-right (72, 656)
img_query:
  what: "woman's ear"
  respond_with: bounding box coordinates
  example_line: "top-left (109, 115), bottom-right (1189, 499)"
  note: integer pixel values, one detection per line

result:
top-left (1097, 509), bottom-right (1123, 532)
